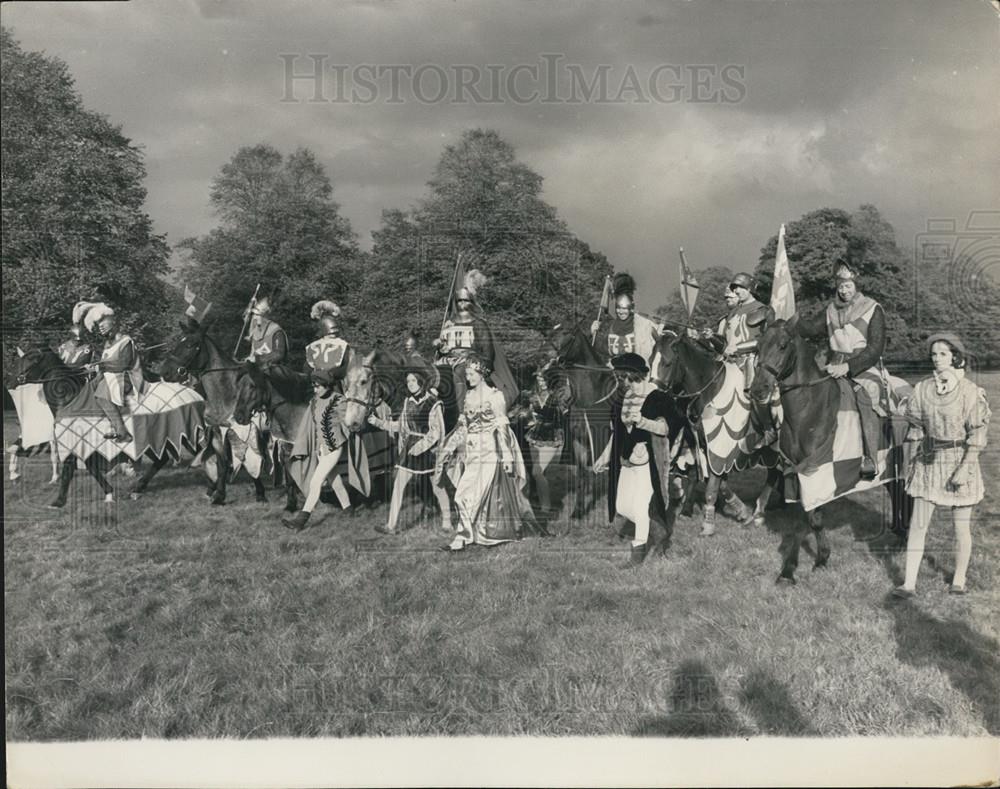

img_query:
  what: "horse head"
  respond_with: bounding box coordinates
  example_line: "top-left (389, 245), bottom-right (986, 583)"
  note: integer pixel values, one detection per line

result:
top-left (751, 318), bottom-right (796, 403)
top-left (13, 343), bottom-right (50, 385)
top-left (155, 319), bottom-right (209, 382)
top-left (341, 348), bottom-right (383, 434)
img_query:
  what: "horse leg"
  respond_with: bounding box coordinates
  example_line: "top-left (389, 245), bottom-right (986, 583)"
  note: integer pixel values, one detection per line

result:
top-left (888, 479), bottom-right (911, 544)
top-left (252, 475), bottom-right (268, 503)
top-left (211, 430), bottom-right (229, 506)
top-left (718, 474), bottom-right (752, 523)
top-left (680, 474), bottom-right (697, 517)
top-left (84, 454), bottom-right (115, 503)
top-left (701, 473), bottom-right (722, 536)
top-left (569, 436), bottom-right (590, 520)
top-left (811, 508), bottom-right (830, 569)
top-left (8, 441), bottom-right (21, 481)
top-left (777, 508), bottom-right (806, 584)
top-left (748, 466), bottom-right (782, 527)
top-left (48, 455), bottom-right (77, 508)
top-left (131, 452), bottom-right (168, 499)
top-left (49, 439), bottom-right (60, 484)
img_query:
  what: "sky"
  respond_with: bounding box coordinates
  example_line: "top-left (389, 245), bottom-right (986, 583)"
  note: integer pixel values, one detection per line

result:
top-left (3, 0), bottom-right (998, 308)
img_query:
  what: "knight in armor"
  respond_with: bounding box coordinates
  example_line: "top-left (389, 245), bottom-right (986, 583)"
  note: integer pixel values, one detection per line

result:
top-left (244, 293), bottom-right (298, 391)
top-left (368, 363), bottom-right (451, 535)
top-left (59, 301), bottom-right (97, 367)
top-left (434, 268), bottom-right (517, 410)
top-left (797, 263), bottom-right (887, 480)
top-left (591, 272), bottom-right (660, 374)
top-left (306, 300), bottom-right (352, 391)
top-left (84, 303), bottom-right (144, 443)
top-left (708, 272), bottom-right (775, 448)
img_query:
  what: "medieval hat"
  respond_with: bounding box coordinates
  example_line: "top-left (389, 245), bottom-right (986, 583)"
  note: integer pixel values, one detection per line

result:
top-left (82, 303), bottom-right (115, 333)
top-left (834, 263), bottom-right (856, 281)
top-left (926, 332), bottom-right (968, 357)
top-left (611, 352), bottom-right (649, 376)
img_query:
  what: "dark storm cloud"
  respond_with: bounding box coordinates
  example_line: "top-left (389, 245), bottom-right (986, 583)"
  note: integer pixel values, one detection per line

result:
top-left (3, 0), bottom-right (997, 307)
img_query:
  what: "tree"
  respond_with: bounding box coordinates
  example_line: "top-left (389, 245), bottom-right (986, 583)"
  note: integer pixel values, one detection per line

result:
top-left (178, 144), bottom-right (360, 362)
top-left (360, 129), bottom-right (612, 367)
top-left (1, 26), bottom-right (171, 367)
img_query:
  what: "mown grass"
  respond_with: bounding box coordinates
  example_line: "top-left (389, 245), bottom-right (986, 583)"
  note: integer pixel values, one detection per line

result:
top-left (5, 374), bottom-right (1000, 739)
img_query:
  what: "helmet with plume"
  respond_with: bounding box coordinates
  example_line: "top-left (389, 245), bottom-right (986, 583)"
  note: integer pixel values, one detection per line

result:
top-left (454, 269), bottom-right (488, 305)
top-left (83, 303), bottom-right (115, 333)
top-left (72, 301), bottom-right (100, 328)
top-left (310, 300), bottom-right (341, 321)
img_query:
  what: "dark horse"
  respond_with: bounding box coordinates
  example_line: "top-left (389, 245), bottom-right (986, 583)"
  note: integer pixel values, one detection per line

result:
top-left (153, 320), bottom-right (270, 506)
top-left (544, 319), bottom-right (618, 521)
top-left (750, 317), bottom-right (913, 584)
top-left (15, 346), bottom-right (178, 507)
top-left (652, 328), bottom-right (785, 535)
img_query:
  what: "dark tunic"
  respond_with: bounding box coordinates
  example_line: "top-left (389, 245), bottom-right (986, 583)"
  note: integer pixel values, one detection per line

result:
top-left (397, 392), bottom-right (443, 474)
top-left (607, 387), bottom-right (671, 524)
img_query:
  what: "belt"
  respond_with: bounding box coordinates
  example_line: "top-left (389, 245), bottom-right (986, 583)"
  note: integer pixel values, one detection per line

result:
top-left (925, 438), bottom-right (965, 452)
top-left (621, 458), bottom-right (649, 468)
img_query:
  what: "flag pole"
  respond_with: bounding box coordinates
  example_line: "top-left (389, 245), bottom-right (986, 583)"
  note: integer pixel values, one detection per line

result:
top-left (233, 282), bottom-right (261, 358)
top-left (591, 274), bottom-right (611, 343)
top-left (440, 252), bottom-right (463, 335)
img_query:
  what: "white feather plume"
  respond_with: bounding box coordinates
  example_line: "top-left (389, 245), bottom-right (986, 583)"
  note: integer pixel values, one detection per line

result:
top-left (310, 300), bottom-right (341, 320)
top-left (463, 269), bottom-right (488, 297)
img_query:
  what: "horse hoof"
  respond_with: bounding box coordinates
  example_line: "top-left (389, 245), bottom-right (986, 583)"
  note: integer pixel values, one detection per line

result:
top-left (776, 575), bottom-right (797, 586)
top-left (104, 494), bottom-right (115, 504)
top-left (48, 499), bottom-right (66, 509)
top-left (700, 525), bottom-right (716, 537)
top-left (814, 558), bottom-right (830, 570)
top-left (256, 495), bottom-right (268, 504)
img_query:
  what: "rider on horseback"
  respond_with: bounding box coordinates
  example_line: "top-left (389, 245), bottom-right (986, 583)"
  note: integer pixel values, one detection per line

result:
top-left (706, 273), bottom-right (776, 449)
top-left (306, 300), bottom-right (351, 393)
top-left (84, 303), bottom-right (143, 443)
top-left (591, 272), bottom-right (660, 376)
top-left (59, 302), bottom-right (97, 367)
top-left (244, 293), bottom-right (299, 392)
top-left (797, 262), bottom-right (887, 480)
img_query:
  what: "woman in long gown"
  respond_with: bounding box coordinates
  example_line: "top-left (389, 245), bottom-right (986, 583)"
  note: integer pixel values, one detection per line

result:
top-left (437, 353), bottom-right (536, 552)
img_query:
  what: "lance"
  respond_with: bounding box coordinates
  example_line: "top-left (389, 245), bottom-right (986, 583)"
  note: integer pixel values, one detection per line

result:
top-left (591, 274), bottom-right (612, 344)
top-left (440, 252), bottom-right (464, 336)
top-left (233, 283), bottom-right (261, 358)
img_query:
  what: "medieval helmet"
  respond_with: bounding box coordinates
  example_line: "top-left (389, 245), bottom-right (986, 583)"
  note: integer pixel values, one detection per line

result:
top-left (310, 300), bottom-right (341, 334)
top-left (250, 294), bottom-right (273, 316)
top-left (729, 272), bottom-right (755, 292)
top-left (83, 303), bottom-right (115, 333)
top-left (72, 301), bottom-right (100, 329)
top-left (455, 269), bottom-right (488, 308)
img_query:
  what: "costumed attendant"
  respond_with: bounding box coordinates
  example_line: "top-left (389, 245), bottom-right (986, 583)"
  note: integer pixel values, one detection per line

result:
top-left (518, 365), bottom-right (571, 517)
top-left (84, 303), bottom-right (144, 443)
top-left (893, 334), bottom-right (990, 598)
top-left (438, 353), bottom-right (537, 552)
top-left (368, 364), bottom-right (451, 535)
top-left (593, 353), bottom-right (674, 567)
top-left (281, 300), bottom-right (357, 531)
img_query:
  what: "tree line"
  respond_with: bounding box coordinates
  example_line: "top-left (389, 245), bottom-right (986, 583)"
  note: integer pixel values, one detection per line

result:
top-left (4, 26), bottom-right (997, 384)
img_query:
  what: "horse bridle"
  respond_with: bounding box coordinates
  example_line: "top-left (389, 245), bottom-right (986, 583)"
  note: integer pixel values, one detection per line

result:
top-left (757, 341), bottom-right (833, 395)
top-left (340, 360), bottom-right (384, 415)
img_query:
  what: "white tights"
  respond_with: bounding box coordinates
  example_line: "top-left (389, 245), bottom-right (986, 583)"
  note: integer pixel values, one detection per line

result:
top-left (302, 447), bottom-right (344, 513)
top-left (385, 467), bottom-right (452, 532)
top-left (902, 497), bottom-right (973, 589)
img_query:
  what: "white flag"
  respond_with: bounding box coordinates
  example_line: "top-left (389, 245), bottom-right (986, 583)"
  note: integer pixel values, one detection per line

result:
top-left (771, 224), bottom-right (795, 321)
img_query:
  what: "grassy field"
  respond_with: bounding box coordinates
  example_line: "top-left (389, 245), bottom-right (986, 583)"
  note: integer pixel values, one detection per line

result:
top-left (5, 374), bottom-right (999, 740)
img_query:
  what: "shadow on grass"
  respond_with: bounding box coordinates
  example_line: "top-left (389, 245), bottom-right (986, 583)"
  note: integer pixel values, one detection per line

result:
top-left (738, 669), bottom-right (817, 735)
top-left (633, 659), bottom-right (748, 737)
top-left (884, 593), bottom-right (1000, 734)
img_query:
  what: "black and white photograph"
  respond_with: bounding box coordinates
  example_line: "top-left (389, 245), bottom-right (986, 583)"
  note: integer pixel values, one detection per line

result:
top-left (3, 0), bottom-right (999, 786)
